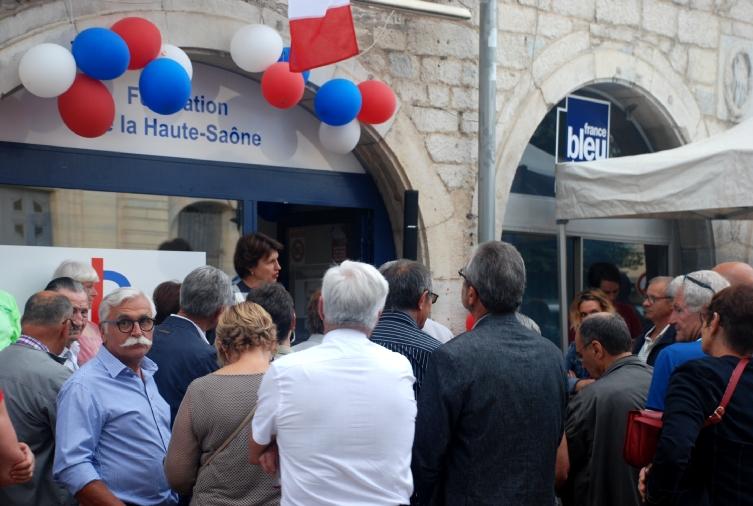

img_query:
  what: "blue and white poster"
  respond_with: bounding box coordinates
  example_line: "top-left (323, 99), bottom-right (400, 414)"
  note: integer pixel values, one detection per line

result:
top-left (556, 95), bottom-right (611, 162)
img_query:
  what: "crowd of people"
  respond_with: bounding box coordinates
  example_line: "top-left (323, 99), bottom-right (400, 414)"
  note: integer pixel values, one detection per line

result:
top-left (0, 233), bottom-right (752, 506)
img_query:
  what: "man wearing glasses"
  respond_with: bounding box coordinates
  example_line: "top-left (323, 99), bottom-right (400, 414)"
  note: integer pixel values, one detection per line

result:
top-left (370, 260), bottom-right (441, 397)
top-left (645, 270), bottom-right (729, 411)
top-left (54, 288), bottom-right (177, 505)
top-left (633, 276), bottom-right (675, 366)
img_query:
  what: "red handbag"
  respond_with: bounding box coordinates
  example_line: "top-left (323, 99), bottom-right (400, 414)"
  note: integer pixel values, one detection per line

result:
top-left (623, 357), bottom-right (750, 468)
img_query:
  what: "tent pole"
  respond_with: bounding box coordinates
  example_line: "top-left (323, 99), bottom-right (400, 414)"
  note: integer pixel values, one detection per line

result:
top-left (557, 220), bottom-right (569, 353)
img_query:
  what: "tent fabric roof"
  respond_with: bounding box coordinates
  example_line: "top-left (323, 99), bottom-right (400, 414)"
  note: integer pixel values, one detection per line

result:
top-left (555, 118), bottom-right (753, 221)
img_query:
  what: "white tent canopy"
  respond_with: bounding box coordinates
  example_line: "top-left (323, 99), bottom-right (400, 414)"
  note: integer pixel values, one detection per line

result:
top-left (555, 117), bottom-right (753, 221)
top-left (552, 117), bottom-right (753, 351)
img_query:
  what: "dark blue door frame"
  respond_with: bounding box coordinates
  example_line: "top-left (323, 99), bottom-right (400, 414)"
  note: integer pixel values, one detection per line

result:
top-left (0, 141), bottom-right (395, 265)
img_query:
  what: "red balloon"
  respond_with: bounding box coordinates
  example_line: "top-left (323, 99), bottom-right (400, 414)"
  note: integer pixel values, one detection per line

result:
top-left (261, 62), bottom-right (305, 110)
top-left (57, 74), bottom-right (115, 138)
top-left (111, 17), bottom-right (161, 70)
top-left (357, 80), bottom-right (397, 124)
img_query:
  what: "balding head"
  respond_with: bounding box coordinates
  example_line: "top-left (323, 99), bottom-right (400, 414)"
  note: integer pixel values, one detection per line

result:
top-left (713, 262), bottom-right (753, 287)
top-left (21, 291), bottom-right (73, 355)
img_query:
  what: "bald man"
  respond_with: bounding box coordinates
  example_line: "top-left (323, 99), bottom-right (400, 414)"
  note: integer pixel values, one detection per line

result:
top-left (713, 261), bottom-right (753, 287)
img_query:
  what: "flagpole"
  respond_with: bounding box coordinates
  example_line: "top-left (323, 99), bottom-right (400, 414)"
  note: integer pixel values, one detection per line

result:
top-left (478, 0), bottom-right (497, 243)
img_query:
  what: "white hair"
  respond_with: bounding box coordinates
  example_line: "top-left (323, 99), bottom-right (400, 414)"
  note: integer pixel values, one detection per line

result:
top-left (321, 260), bottom-right (388, 331)
top-left (98, 288), bottom-right (155, 322)
top-left (670, 270), bottom-right (730, 313)
top-left (53, 260), bottom-right (99, 283)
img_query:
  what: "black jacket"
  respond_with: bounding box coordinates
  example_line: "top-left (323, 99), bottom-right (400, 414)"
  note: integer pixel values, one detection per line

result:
top-left (633, 324), bottom-right (677, 366)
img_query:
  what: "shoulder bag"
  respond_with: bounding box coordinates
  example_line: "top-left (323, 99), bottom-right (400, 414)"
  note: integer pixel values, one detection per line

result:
top-left (202, 405), bottom-right (257, 469)
top-left (623, 356), bottom-right (750, 468)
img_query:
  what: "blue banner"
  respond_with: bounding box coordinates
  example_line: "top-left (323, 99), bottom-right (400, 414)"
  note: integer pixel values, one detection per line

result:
top-left (561, 95), bottom-right (610, 162)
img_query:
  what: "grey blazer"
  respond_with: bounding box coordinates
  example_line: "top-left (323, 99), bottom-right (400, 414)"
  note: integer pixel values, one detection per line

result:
top-left (412, 312), bottom-right (568, 506)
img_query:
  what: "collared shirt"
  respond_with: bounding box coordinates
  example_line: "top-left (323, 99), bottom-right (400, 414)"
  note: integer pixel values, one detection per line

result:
top-left (291, 332), bottom-right (324, 352)
top-left (645, 339), bottom-right (705, 410)
top-left (370, 310), bottom-right (441, 396)
top-left (253, 328), bottom-right (416, 506)
top-left (170, 313), bottom-right (208, 345)
top-left (58, 345), bottom-right (79, 372)
top-left (637, 324), bottom-right (670, 363)
top-left (54, 346), bottom-right (177, 505)
top-left (15, 334), bottom-right (50, 352)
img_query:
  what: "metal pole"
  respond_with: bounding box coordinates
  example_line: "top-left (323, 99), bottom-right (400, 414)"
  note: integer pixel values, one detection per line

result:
top-left (478, 0), bottom-right (497, 243)
top-left (557, 220), bottom-right (569, 353)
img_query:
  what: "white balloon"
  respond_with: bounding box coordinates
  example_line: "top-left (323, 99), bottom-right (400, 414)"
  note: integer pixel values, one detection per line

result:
top-left (19, 43), bottom-right (77, 98)
top-left (159, 44), bottom-right (193, 80)
top-left (319, 120), bottom-right (361, 154)
top-left (230, 24), bottom-right (283, 73)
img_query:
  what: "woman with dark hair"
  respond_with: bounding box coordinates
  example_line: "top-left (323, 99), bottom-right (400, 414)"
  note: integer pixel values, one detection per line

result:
top-left (641, 284), bottom-right (753, 505)
top-left (233, 233), bottom-right (283, 294)
top-left (164, 301), bottom-right (280, 505)
top-left (153, 281), bottom-right (181, 325)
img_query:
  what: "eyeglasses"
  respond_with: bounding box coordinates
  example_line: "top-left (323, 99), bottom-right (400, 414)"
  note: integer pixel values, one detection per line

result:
top-left (684, 274), bottom-right (715, 293)
top-left (644, 295), bottom-right (672, 304)
top-left (102, 316), bottom-right (155, 333)
top-left (425, 291), bottom-right (439, 304)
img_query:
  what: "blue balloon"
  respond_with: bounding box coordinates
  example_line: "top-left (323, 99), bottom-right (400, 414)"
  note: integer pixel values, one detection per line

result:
top-left (72, 27), bottom-right (130, 80)
top-left (315, 79), bottom-right (362, 126)
top-left (139, 58), bottom-right (191, 115)
top-left (279, 47), bottom-right (309, 83)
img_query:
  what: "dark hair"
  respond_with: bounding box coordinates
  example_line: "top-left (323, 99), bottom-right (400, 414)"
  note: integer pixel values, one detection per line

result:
top-left (380, 259), bottom-right (431, 311)
top-left (44, 277), bottom-right (85, 294)
top-left (305, 289), bottom-right (324, 335)
top-left (579, 312), bottom-right (632, 355)
top-left (705, 285), bottom-right (753, 355)
top-left (233, 233), bottom-right (283, 279)
top-left (587, 262), bottom-right (621, 288)
top-left (153, 281), bottom-right (181, 325)
top-left (246, 283), bottom-right (294, 344)
top-left (21, 291), bottom-right (73, 326)
top-left (158, 238), bottom-right (192, 251)
top-left (463, 241), bottom-right (525, 314)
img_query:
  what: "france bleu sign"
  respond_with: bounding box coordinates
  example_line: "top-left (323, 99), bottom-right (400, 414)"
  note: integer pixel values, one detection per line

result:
top-left (556, 95), bottom-right (611, 163)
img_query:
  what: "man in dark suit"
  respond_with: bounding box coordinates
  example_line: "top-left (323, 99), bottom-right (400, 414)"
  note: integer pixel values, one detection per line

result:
top-left (147, 265), bottom-right (233, 424)
top-left (632, 276), bottom-right (676, 366)
top-left (412, 241), bottom-right (568, 506)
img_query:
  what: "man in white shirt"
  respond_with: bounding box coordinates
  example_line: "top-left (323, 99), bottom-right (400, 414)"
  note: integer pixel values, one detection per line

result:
top-left (633, 276), bottom-right (675, 366)
top-left (251, 260), bottom-right (416, 506)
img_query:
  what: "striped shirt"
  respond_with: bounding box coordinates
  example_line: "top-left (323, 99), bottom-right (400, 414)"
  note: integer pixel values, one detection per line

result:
top-left (371, 310), bottom-right (441, 397)
top-left (15, 334), bottom-right (49, 352)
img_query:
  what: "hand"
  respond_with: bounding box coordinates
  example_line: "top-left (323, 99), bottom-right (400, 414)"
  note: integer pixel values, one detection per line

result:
top-left (575, 379), bottom-right (595, 392)
top-left (258, 441), bottom-right (279, 476)
top-left (568, 370), bottom-right (577, 379)
top-left (9, 443), bottom-right (34, 484)
top-left (638, 464), bottom-right (651, 502)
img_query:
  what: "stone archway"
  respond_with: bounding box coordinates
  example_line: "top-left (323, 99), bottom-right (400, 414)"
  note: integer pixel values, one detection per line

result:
top-left (492, 38), bottom-right (708, 234)
top-left (0, 0), bottom-right (458, 273)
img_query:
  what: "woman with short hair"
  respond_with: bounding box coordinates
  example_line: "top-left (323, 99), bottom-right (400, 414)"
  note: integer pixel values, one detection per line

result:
top-left (642, 284), bottom-right (753, 505)
top-left (165, 302), bottom-right (280, 505)
top-left (233, 233), bottom-right (283, 295)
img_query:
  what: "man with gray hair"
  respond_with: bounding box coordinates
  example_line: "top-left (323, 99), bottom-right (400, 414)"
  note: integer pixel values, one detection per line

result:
top-left (371, 259), bottom-right (441, 397)
top-left (563, 313), bottom-right (652, 506)
top-left (645, 270), bottom-right (730, 410)
top-left (251, 260), bottom-right (416, 505)
top-left (44, 277), bottom-right (89, 372)
top-left (0, 292), bottom-right (73, 506)
top-left (148, 265), bottom-right (233, 424)
top-left (413, 241), bottom-right (567, 505)
top-left (52, 260), bottom-right (102, 365)
top-left (632, 276), bottom-right (676, 366)
top-left (54, 288), bottom-right (176, 505)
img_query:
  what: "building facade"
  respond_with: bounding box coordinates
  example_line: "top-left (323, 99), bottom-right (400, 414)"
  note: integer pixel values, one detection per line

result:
top-left (0, 0), bottom-right (752, 338)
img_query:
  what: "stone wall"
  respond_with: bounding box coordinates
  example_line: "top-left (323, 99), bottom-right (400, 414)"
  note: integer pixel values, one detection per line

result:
top-left (1, 0), bottom-right (752, 332)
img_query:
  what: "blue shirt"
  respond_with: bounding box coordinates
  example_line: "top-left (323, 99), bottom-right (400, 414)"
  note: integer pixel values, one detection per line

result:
top-left (645, 340), bottom-right (705, 410)
top-left (53, 346), bottom-right (177, 505)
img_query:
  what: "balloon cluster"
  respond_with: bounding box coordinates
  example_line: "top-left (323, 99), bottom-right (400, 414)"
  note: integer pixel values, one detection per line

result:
top-left (18, 17), bottom-right (193, 138)
top-left (229, 23), bottom-right (398, 154)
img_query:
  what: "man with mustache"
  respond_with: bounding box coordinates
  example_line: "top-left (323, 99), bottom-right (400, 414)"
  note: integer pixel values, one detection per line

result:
top-left (54, 288), bottom-right (177, 505)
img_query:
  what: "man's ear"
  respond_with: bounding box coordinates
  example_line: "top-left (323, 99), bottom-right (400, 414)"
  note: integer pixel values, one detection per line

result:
top-left (591, 340), bottom-right (605, 360)
top-left (417, 290), bottom-right (428, 311)
top-left (318, 297), bottom-right (325, 323)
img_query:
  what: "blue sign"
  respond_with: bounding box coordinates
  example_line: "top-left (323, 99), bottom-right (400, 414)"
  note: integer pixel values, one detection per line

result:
top-left (558, 95), bottom-right (610, 162)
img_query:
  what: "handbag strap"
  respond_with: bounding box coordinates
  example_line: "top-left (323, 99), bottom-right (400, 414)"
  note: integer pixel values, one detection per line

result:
top-left (202, 404), bottom-right (257, 468)
top-left (704, 356), bottom-right (750, 427)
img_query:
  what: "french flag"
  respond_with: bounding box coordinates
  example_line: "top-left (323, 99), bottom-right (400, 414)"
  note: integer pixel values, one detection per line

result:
top-left (288, 0), bottom-right (359, 72)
